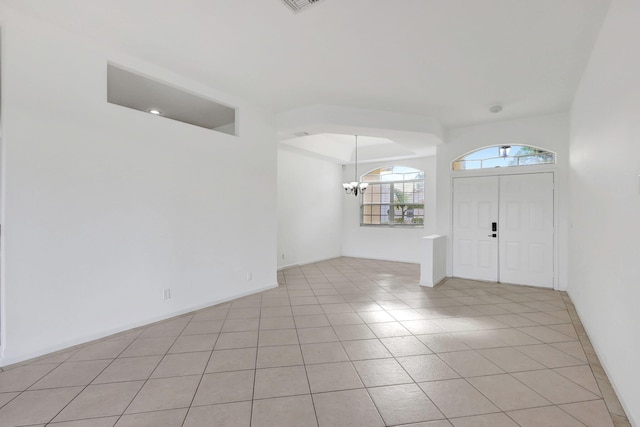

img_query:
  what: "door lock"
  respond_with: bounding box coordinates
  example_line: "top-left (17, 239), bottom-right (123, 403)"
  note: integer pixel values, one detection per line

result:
top-left (492, 222), bottom-right (497, 232)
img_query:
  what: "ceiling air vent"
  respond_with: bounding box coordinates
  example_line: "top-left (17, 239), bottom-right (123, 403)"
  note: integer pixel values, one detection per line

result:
top-left (282, 0), bottom-right (323, 13)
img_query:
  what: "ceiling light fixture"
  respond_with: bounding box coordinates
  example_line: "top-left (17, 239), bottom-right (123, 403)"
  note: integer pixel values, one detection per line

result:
top-left (148, 109), bottom-right (161, 115)
top-left (342, 135), bottom-right (368, 197)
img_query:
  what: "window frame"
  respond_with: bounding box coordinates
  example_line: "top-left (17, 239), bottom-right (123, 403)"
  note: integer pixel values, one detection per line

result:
top-left (360, 167), bottom-right (425, 228)
top-left (451, 145), bottom-right (556, 171)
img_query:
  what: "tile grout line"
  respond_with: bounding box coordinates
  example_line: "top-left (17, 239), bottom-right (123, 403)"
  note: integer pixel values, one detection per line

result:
top-left (246, 292), bottom-right (262, 427)
top-left (177, 308), bottom-right (228, 427)
top-left (112, 316), bottom-right (192, 425)
top-left (330, 272), bottom-right (445, 426)
top-left (0, 257), bottom-right (629, 427)
top-left (44, 325), bottom-right (161, 425)
top-left (560, 292), bottom-right (631, 426)
top-left (322, 273), bottom-right (388, 425)
top-left (289, 274), bottom-right (321, 427)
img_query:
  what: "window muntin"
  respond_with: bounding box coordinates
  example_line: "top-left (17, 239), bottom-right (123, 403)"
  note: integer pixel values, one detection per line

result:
top-left (361, 166), bottom-right (424, 226)
top-left (452, 145), bottom-right (555, 170)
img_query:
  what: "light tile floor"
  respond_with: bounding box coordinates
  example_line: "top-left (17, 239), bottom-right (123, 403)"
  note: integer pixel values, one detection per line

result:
top-left (0, 257), bottom-right (631, 426)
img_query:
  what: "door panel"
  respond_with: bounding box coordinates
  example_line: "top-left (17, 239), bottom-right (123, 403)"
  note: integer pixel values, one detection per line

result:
top-left (452, 173), bottom-right (554, 288)
top-left (498, 173), bottom-right (554, 287)
top-left (452, 176), bottom-right (499, 281)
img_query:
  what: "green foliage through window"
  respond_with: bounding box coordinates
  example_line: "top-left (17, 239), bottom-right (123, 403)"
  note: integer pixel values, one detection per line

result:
top-left (361, 166), bottom-right (425, 227)
top-left (452, 145), bottom-right (555, 170)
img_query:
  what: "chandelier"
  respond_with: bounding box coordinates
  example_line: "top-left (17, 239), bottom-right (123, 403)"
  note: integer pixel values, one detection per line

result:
top-left (342, 135), bottom-right (369, 196)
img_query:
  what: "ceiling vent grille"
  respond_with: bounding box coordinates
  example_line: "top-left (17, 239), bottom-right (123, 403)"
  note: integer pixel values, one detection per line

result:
top-left (282, 0), bottom-right (323, 13)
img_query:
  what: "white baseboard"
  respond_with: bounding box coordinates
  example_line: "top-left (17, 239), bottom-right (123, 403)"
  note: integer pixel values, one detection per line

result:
top-left (277, 255), bottom-right (342, 271)
top-left (0, 282), bottom-right (278, 368)
top-left (340, 253), bottom-right (420, 265)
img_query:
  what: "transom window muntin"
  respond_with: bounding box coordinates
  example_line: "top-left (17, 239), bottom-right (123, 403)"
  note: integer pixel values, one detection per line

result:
top-left (361, 166), bottom-right (424, 226)
top-left (452, 145), bottom-right (555, 171)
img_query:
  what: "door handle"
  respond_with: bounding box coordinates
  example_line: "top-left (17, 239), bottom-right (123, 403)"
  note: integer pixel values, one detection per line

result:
top-left (488, 234), bottom-right (497, 238)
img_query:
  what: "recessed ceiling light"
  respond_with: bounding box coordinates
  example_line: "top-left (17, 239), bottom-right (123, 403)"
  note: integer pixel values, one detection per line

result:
top-left (489, 105), bottom-right (503, 113)
top-left (148, 109), bottom-right (161, 115)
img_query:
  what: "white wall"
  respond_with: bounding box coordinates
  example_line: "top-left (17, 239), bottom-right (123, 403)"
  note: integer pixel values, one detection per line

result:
top-left (277, 147), bottom-right (343, 268)
top-left (569, 0), bottom-right (640, 422)
top-left (0, 9), bottom-right (278, 365)
top-left (342, 156), bottom-right (437, 264)
top-left (436, 113), bottom-right (570, 290)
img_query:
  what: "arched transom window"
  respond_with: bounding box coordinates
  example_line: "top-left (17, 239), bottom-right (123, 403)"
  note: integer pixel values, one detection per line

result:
top-left (452, 145), bottom-right (555, 171)
top-left (361, 166), bottom-right (424, 226)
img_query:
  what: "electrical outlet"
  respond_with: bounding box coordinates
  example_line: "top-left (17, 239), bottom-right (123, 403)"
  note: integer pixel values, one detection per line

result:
top-left (163, 288), bottom-right (171, 300)
top-left (246, 272), bottom-right (253, 281)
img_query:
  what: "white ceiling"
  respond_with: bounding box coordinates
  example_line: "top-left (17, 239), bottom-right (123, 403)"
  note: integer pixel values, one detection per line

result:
top-left (280, 133), bottom-right (434, 164)
top-left (1, 0), bottom-right (611, 161)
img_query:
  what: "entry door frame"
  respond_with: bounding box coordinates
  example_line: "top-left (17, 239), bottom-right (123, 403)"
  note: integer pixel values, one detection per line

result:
top-left (449, 165), bottom-right (560, 290)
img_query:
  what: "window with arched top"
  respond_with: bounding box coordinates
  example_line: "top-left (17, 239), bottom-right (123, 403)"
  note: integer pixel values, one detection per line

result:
top-left (361, 166), bottom-right (424, 226)
top-left (452, 145), bottom-right (555, 171)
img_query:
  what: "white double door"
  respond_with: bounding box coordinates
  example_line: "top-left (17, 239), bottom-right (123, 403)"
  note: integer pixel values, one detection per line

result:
top-left (452, 173), bottom-right (554, 288)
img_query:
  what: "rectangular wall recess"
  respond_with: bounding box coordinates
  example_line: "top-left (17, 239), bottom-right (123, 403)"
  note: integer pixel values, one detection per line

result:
top-left (107, 63), bottom-right (236, 135)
